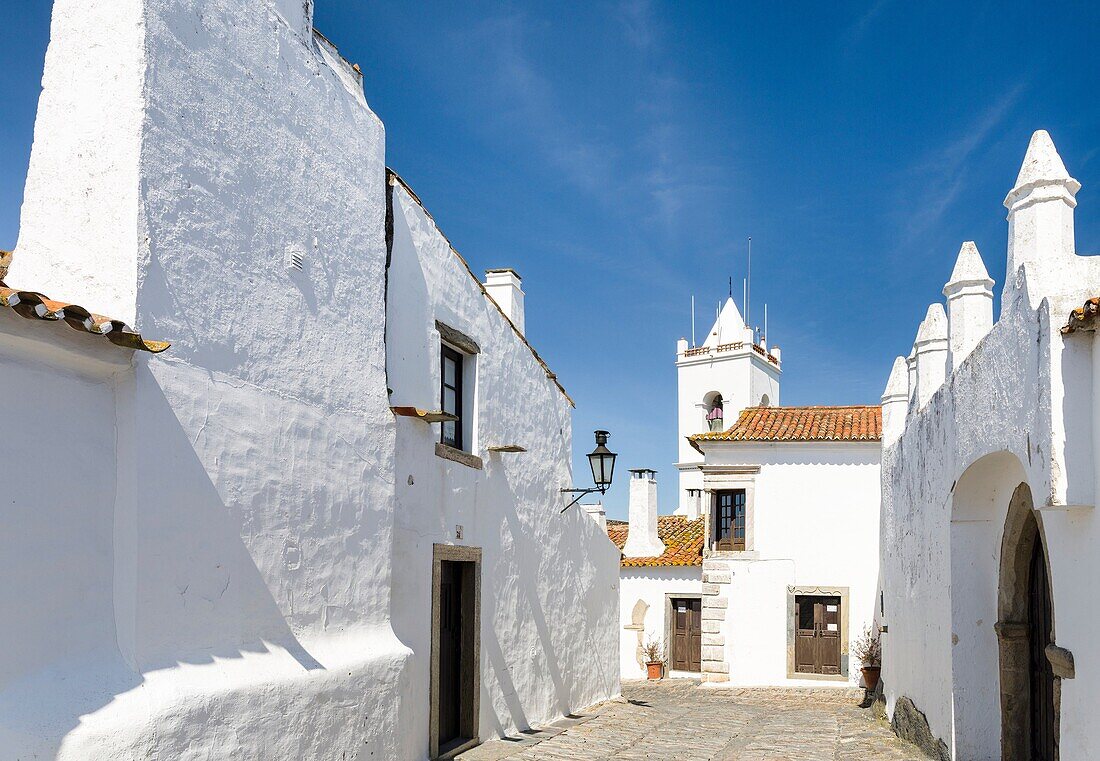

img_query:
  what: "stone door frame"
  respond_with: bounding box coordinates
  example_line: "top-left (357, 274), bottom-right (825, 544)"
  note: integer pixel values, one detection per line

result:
top-left (786, 584), bottom-right (850, 681)
top-left (430, 544), bottom-right (482, 760)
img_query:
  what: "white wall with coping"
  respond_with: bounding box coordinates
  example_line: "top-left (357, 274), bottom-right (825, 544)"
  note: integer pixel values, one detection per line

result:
top-left (880, 132), bottom-right (1100, 759)
top-left (698, 441), bottom-right (882, 686)
top-left (387, 180), bottom-right (621, 756)
top-left (618, 568), bottom-right (703, 679)
top-left (4, 1), bottom-right (404, 757)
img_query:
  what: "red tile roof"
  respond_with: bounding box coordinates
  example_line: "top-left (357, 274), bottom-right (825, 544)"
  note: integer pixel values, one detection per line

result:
top-left (692, 405), bottom-right (882, 444)
top-left (0, 278), bottom-right (169, 353)
top-left (1063, 296), bottom-right (1100, 334)
top-left (606, 515), bottom-right (704, 567)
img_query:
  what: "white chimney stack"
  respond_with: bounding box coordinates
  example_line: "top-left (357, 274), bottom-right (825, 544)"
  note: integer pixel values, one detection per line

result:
top-left (623, 469), bottom-right (665, 558)
top-left (581, 502), bottom-right (607, 532)
top-left (943, 241), bottom-right (995, 371)
top-left (881, 356), bottom-right (910, 446)
top-left (914, 303), bottom-right (949, 408)
top-left (484, 269), bottom-right (525, 334)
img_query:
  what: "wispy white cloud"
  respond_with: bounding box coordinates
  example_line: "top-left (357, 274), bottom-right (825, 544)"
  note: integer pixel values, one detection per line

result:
top-left (620, 0), bottom-right (657, 51)
top-left (845, 0), bottom-right (894, 46)
top-left (448, 7), bottom-right (732, 291)
top-left (901, 83), bottom-right (1026, 243)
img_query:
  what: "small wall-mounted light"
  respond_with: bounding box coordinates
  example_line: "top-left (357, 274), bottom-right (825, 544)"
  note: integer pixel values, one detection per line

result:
top-left (561, 430), bottom-right (618, 513)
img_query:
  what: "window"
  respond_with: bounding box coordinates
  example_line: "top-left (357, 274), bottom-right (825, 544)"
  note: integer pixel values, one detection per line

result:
top-left (714, 489), bottom-right (746, 551)
top-left (441, 345), bottom-right (463, 449)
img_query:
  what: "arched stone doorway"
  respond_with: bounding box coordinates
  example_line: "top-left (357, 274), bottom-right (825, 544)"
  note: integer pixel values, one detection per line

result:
top-left (950, 452), bottom-right (1027, 760)
top-left (997, 483), bottom-right (1057, 760)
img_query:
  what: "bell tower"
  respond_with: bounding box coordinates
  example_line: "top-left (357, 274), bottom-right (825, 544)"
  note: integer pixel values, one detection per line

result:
top-left (674, 297), bottom-right (781, 516)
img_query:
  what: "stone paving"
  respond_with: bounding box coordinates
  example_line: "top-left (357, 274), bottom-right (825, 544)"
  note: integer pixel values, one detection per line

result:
top-left (460, 679), bottom-right (926, 760)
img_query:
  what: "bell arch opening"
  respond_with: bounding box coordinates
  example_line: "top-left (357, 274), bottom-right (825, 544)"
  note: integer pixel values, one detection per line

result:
top-left (702, 392), bottom-right (724, 432)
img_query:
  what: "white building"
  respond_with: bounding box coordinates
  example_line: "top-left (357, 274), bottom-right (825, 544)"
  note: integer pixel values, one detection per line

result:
top-left (880, 131), bottom-right (1100, 760)
top-left (0, 2), bottom-right (618, 759)
top-left (609, 304), bottom-right (882, 687)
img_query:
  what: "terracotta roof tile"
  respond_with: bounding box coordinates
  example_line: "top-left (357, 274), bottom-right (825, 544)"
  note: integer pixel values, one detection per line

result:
top-left (692, 405), bottom-right (881, 444)
top-left (1063, 296), bottom-right (1100, 334)
top-left (605, 515), bottom-right (704, 568)
top-left (0, 277), bottom-right (169, 353)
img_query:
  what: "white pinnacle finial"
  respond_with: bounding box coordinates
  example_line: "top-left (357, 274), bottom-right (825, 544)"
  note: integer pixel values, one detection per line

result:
top-left (1003, 130), bottom-right (1081, 307)
top-left (1008, 130), bottom-right (1079, 199)
top-left (943, 242), bottom-right (995, 370)
top-left (915, 303), bottom-right (948, 344)
top-left (881, 355), bottom-right (910, 445)
top-left (944, 241), bottom-right (993, 291)
top-left (883, 356), bottom-right (909, 399)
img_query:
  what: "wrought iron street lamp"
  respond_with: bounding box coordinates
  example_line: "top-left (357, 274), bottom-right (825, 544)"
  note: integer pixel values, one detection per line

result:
top-left (561, 430), bottom-right (618, 513)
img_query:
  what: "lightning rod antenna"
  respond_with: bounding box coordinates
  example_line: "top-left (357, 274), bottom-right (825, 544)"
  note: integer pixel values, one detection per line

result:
top-left (691, 295), bottom-right (696, 348)
top-left (746, 237), bottom-right (752, 332)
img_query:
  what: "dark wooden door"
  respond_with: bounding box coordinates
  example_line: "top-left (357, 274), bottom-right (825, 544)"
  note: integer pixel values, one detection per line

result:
top-left (1028, 538), bottom-right (1055, 760)
top-left (439, 561), bottom-right (464, 746)
top-left (795, 595), bottom-right (841, 675)
top-left (671, 598), bottom-right (702, 671)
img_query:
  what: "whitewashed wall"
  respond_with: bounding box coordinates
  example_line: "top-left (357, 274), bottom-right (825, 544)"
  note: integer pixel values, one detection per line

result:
top-left (618, 568), bottom-right (703, 679)
top-left (3, 1), bottom-right (409, 758)
top-left (387, 181), bottom-right (621, 756)
top-left (0, 315), bottom-right (132, 754)
top-left (881, 132), bottom-right (1100, 759)
top-left (882, 272), bottom-right (1099, 759)
top-left (720, 558), bottom-right (796, 686)
top-left (701, 441), bottom-right (882, 686)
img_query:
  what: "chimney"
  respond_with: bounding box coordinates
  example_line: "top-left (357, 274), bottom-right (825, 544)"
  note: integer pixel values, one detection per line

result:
top-left (914, 303), bottom-right (949, 408)
top-left (1003, 130), bottom-right (1080, 306)
top-left (881, 356), bottom-right (909, 445)
top-left (943, 242), bottom-right (995, 371)
top-left (581, 502), bottom-right (607, 532)
top-left (623, 469), bottom-right (665, 558)
top-left (484, 269), bottom-right (525, 333)
top-left (771, 345), bottom-right (781, 363)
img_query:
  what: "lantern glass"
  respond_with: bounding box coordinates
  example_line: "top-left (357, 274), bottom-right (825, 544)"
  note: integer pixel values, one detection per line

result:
top-left (587, 430), bottom-right (616, 491)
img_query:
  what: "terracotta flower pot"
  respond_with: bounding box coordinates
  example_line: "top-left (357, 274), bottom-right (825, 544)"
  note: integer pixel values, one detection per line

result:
top-left (861, 665), bottom-right (881, 691)
top-left (646, 661), bottom-right (663, 680)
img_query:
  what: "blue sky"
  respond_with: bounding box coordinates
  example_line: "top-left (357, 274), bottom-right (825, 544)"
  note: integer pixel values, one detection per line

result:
top-left (2, 2), bottom-right (1098, 519)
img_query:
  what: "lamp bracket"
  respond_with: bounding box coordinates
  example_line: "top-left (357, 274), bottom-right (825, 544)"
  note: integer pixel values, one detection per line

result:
top-left (559, 487), bottom-right (606, 513)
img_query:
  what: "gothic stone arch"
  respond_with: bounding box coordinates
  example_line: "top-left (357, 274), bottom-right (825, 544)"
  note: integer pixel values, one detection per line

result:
top-left (997, 482), bottom-right (1057, 760)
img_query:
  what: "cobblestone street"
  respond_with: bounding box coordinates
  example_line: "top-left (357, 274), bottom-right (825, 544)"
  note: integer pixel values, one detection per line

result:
top-left (461, 679), bottom-right (925, 760)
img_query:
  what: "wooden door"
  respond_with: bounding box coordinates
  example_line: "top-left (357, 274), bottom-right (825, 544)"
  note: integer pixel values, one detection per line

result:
top-left (438, 561), bottom-right (464, 746)
top-left (794, 595), bottom-right (842, 675)
top-left (671, 598), bottom-right (702, 671)
top-left (1028, 538), bottom-right (1055, 760)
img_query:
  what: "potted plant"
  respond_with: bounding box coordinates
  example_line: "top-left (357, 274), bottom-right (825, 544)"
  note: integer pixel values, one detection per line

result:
top-left (642, 636), bottom-right (665, 680)
top-left (853, 624), bottom-right (882, 691)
